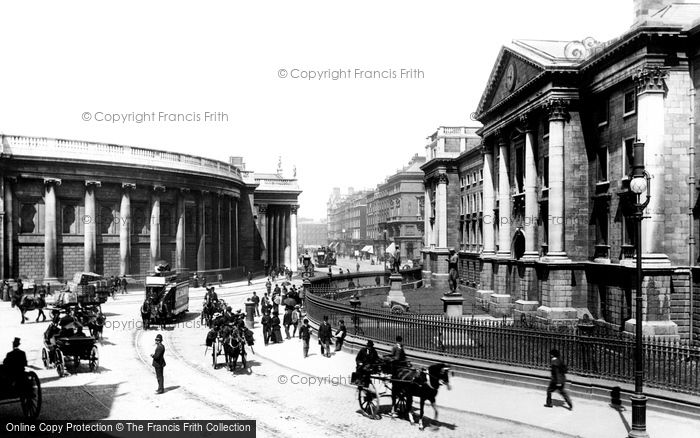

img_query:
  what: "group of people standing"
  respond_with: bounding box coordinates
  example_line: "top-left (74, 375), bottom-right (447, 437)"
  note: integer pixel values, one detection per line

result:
top-left (264, 263), bottom-right (293, 282)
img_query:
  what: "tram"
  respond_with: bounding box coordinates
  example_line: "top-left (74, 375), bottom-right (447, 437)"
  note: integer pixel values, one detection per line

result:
top-left (141, 262), bottom-right (189, 327)
top-left (315, 246), bottom-right (336, 268)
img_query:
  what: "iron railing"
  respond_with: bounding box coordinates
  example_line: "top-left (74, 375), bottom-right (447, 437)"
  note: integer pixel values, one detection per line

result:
top-left (305, 286), bottom-right (700, 395)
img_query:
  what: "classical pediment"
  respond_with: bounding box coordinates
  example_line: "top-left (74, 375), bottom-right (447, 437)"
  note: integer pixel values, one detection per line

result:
top-left (476, 48), bottom-right (545, 118)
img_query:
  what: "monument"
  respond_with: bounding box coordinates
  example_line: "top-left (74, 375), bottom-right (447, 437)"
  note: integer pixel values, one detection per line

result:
top-left (383, 247), bottom-right (410, 313)
top-left (441, 248), bottom-right (464, 317)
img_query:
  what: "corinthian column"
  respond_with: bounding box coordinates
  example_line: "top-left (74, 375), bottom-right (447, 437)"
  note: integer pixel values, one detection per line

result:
top-left (521, 115), bottom-right (538, 259)
top-left (634, 66), bottom-right (669, 263)
top-left (436, 173), bottom-right (448, 248)
top-left (150, 185), bottom-right (165, 270)
top-left (84, 180), bottom-right (101, 272)
top-left (197, 191), bottom-right (208, 272)
top-left (482, 143), bottom-right (496, 255)
top-left (496, 134), bottom-right (511, 258)
top-left (258, 204), bottom-right (268, 263)
top-left (176, 189), bottom-right (187, 271)
top-left (544, 99), bottom-right (569, 260)
top-left (283, 208), bottom-right (291, 267)
top-left (290, 205), bottom-right (298, 271)
top-left (44, 178), bottom-right (61, 281)
top-left (119, 183), bottom-right (135, 276)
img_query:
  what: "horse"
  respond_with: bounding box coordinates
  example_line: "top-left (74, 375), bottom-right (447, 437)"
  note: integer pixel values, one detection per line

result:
top-left (13, 292), bottom-right (47, 324)
top-left (157, 301), bottom-right (169, 330)
top-left (391, 363), bottom-right (451, 430)
top-left (87, 310), bottom-right (106, 340)
top-left (223, 328), bottom-right (247, 372)
top-left (140, 301), bottom-right (152, 330)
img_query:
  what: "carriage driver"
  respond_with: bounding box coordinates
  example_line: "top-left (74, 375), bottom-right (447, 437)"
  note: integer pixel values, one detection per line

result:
top-left (383, 335), bottom-right (407, 376)
top-left (355, 340), bottom-right (379, 375)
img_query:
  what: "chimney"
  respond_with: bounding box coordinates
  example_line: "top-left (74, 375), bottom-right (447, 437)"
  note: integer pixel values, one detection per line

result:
top-left (633, 0), bottom-right (691, 25)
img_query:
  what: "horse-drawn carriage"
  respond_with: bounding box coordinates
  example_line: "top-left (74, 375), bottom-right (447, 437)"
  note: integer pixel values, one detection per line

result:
top-left (50, 272), bottom-right (112, 308)
top-left (352, 358), bottom-right (451, 429)
top-left (10, 280), bottom-right (48, 324)
top-left (141, 263), bottom-right (190, 329)
top-left (0, 369), bottom-right (41, 419)
top-left (42, 311), bottom-right (99, 377)
top-left (206, 313), bottom-right (255, 372)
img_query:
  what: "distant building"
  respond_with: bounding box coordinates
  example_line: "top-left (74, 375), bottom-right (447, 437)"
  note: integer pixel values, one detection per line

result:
top-left (298, 217), bottom-right (328, 248)
top-left (326, 187), bottom-right (371, 257)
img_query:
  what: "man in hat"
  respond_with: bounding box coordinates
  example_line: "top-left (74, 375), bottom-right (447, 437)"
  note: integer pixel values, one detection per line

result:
top-left (355, 339), bottom-right (379, 375)
top-left (545, 349), bottom-right (572, 410)
top-left (299, 319), bottom-right (311, 358)
top-left (3, 338), bottom-right (28, 381)
top-left (151, 334), bottom-right (166, 394)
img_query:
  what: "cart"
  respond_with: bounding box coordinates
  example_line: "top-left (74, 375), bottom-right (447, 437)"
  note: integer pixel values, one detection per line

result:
top-left (42, 335), bottom-right (99, 377)
top-left (353, 361), bottom-right (412, 420)
top-left (0, 370), bottom-right (42, 419)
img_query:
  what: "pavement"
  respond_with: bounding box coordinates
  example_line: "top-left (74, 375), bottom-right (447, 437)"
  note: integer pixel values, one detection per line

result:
top-left (1, 272), bottom-right (698, 438)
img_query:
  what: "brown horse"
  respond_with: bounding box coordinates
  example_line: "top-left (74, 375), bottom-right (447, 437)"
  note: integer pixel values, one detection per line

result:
top-left (13, 292), bottom-right (47, 324)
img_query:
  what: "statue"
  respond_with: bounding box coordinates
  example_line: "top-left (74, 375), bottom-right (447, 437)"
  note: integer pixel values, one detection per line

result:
top-left (390, 250), bottom-right (401, 274)
top-left (446, 248), bottom-right (459, 295)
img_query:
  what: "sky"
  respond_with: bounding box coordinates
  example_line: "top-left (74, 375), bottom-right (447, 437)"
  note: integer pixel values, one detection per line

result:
top-left (0, 0), bottom-right (632, 221)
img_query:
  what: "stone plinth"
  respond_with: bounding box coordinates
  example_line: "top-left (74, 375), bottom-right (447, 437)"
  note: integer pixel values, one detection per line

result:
top-left (441, 294), bottom-right (464, 317)
top-left (244, 301), bottom-right (256, 329)
top-left (475, 290), bottom-right (493, 311)
top-left (429, 248), bottom-right (451, 290)
top-left (489, 293), bottom-right (513, 318)
top-left (535, 305), bottom-right (578, 326)
top-left (513, 299), bottom-right (539, 320)
top-left (624, 319), bottom-right (679, 341)
top-left (383, 273), bottom-right (409, 309)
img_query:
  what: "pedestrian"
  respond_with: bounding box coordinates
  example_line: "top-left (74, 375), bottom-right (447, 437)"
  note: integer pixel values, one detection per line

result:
top-left (334, 320), bottom-right (347, 352)
top-left (151, 334), bottom-right (166, 394)
top-left (271, 312), bottom-right (283, 344)
top-left (292, 305), bottom-right (301, 337)
top-left (218, 272), bottom-right (223, 287)
top-left (299, 319), bottom-right (311, 358)
top-left (356, 262), bottom-right (360, 272)
top-left (251, 291), bottom-right (260, 316)
top-left (545, 349), bottom-right (573, 410)
top-left (261, 310), bottom-right (271, 345)
top-left (283, 308), bottom-right (293, 339)
top-left (265, 278), bottom-right (272, 295)
top-left (247, 271), bottom-right (253, 286)
top-left (3, 337), bottom-right (28, 381)
top-left (121, 276), bottom-right (128, 294)
top-left (318, 315), bottom-right (332, 358)
top-left (375, 275), bottom-right (381, 287)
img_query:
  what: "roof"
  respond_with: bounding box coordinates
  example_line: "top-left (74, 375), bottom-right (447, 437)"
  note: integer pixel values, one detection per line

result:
top-left (644, 3), bottom-right (700, 29)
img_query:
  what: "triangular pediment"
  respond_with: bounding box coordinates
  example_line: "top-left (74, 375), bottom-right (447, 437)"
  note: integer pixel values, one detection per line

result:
top-left (476, 47), bottom-right (546, 118)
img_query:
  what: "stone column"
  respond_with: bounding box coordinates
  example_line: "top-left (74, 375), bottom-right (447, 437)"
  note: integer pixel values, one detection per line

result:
top-left (258, 204), bottom-right (268, 263)
top-left (43, 178), bottom-right (61, 281)
top-left (634, 66), bottom-right (669, 263)
top-left (284, 207), bottom-right (291, 268)
top-left (233, 197), bottom-right (239, 267)
top-left (482, 143), bottom-right (496, 255)
top-left (119, 183), bottom-right (135, 277)
top-left (497, 134), bottom-right (511, 258)
top-left (84, 180), bottom-right (101, 272)
top-left (290, 205), bottom-right (298, 271)
top-left (150, 185), bottom-right (165, 270)
top-left (175, 189), bottom-right (187, 271)
top-left (423, 185), bottom-right (431, 248)
top-left (277, 209), bottom-right (283, 267)
top-left (197, 191), bottom-right (208, 272)
top-left (217, 194), bottom-right (224, 269)
top-left (544, 98), bottom-right (569, 259)
top-left (0, 178), bottom-right (4, 280)
top-left (522, 116), bottom-right (538, 258)
top-left (270, 209), bottom-right (277, 267)
top-left (436, 173), bottom-right (448, 248)
top-left (4, 179), bottom-right (14, 279)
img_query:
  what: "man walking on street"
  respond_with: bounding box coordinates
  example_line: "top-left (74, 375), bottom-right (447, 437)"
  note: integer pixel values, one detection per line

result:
top-left (283, 308), bottom-right (293, 340)
top-left (299, 319), bottom-right (311, 358)
top-left (247, 271), bottom-right (253, 286)
top-left (291, 305), bottom-right (301, 337)
top-left (544, 349), bottom-right (573, 410)
top-left (251, 291), bottom-right (260, 316)
top-left (121, 276), bottom-right (128, 294)
top-left (334, 320), bottom-right (347, 352)
top-left (318, 315), bottom-right (332, 358)
top-left (261, 311), bottom-right (271, 346)
top-left (151, 334), bottom-right (166, 394)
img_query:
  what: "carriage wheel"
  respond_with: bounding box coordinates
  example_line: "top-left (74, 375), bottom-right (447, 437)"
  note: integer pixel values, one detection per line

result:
top-left (393, 388), bottom-right (411, 417)
top-left (41, 348), bottom-right (49, 368)
top-left (55, 351), bottom-right (65, 377)
top-left (357, 384), bottom-right (379, 419)
top-left (89, 346), bottom-right (99, 372)
top-left (20, 371), bottom-right (42, 419)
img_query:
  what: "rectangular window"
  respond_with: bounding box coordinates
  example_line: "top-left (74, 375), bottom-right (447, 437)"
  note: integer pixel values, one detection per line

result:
top-left (595, 206), bottom-right (608, 245)
top-left (479, 169), bottom-right (483, 182)
top-left (20, 202), bottom-right (41, 234)
top-left (623, 138), bottom-right (635, 178)
top-left (623, 90), bottom-right (636, 117)
top-left (61, 204), bottom-right (82, 235)
top-left (596, 96), bottom-right (609, 126)
top-left (597, 145), bottom-right (609, 182)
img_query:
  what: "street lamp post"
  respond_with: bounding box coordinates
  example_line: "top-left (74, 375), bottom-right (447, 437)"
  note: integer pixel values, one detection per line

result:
top-left (628, 140), bottom-right (651, 438)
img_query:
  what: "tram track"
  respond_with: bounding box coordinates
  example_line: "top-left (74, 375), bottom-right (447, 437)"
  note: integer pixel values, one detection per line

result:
top-left (131, 327), bottom-right (282, 436)
top-left (160, 328), bottom-right (371, 438)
